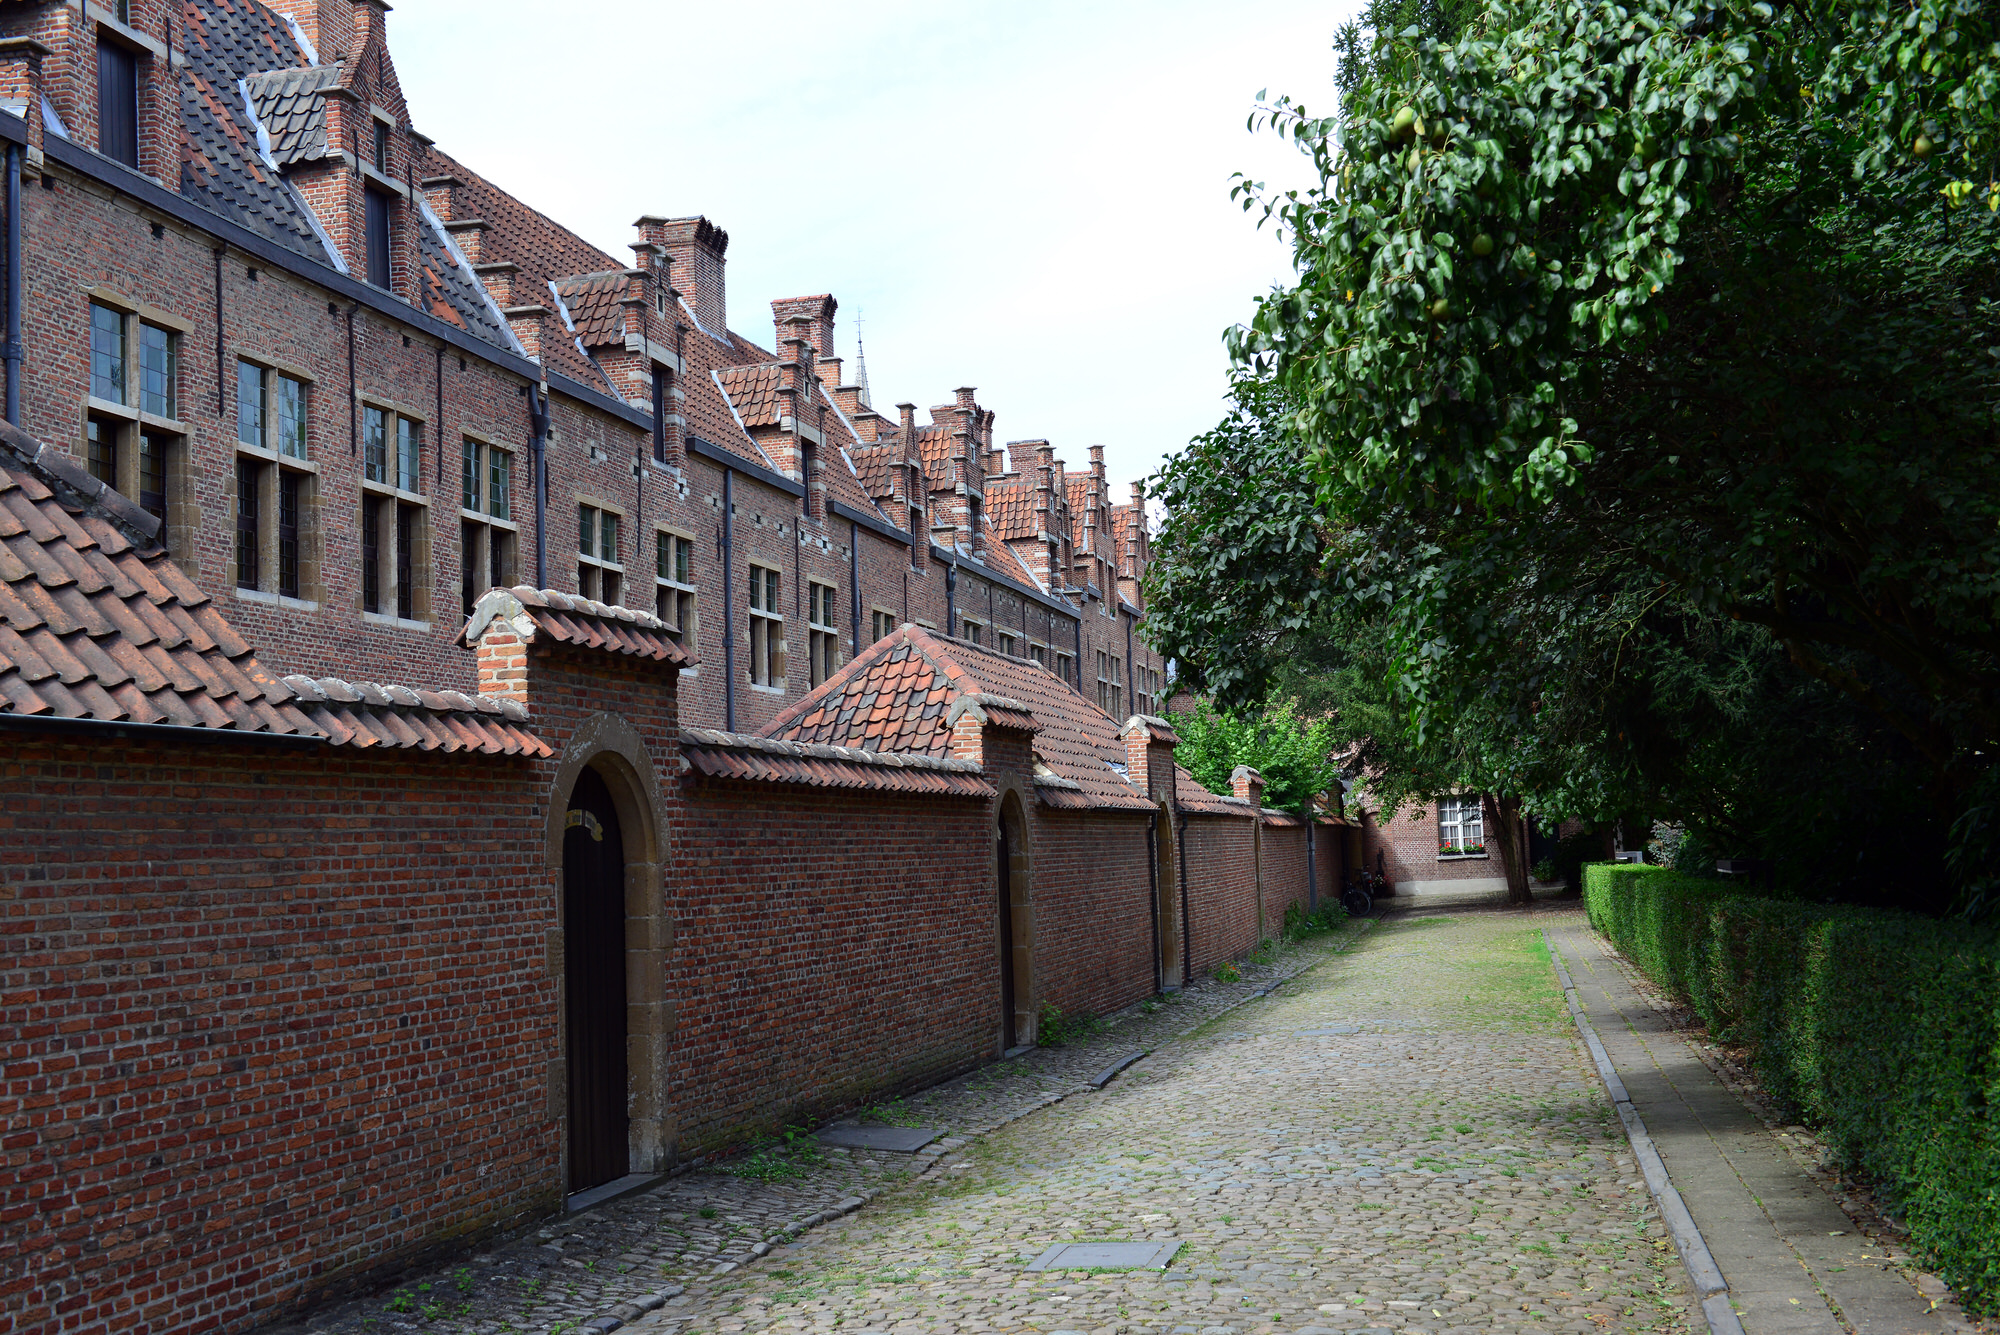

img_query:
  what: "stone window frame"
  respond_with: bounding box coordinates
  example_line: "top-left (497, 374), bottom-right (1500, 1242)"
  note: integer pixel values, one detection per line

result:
top-left (358, 396), bottom-right (430, 629)
top-left (806, 579), bottom-right (839, 687)
top-left (869, 606), bottom-right (898, 646)
top-left (577, 497), bottom-right (625, 607)
top-left (82, 291), bottom-right (194, 562)
top-left (459, 432), bottom-right (518, 618)
top-left (745, 560), bottom-right (785, 692)
top-left (654, 525), bottom-right (697, 655)
top-left (996, 629), bottom-right (1020, 659)
top-left (959, 617), bottom-right (984, 647)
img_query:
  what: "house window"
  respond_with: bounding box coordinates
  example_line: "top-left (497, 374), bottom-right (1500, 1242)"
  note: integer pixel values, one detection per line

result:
top-left (747, 564), bottom-right (782, 687)
top-left (961, 618), bottom-right (982, 646)
top-left (362, 500), bottom-right (380, 612)
top-left (364, 188), bottom-right (392, 290)
top-left (90, 302), bottom-right (126, 404)
top-left (655, 530), bottom-right (695, 646)
top-left (372, 120), bottom-right (390, 175)
top-left (808, 581), bottom-right (839, 687)
top-left (1029, 642), bottom-right (1047, 668)
top-left (1136, 665), bottom-right (1157, 716)
top-left (1109, 655), bottom-right (1123, 717)
top-left (460, 439), bottom-right (516, 616)
top-left (998, 631), bottom-right (1018, 657)
top-left (1438, 796), bottom-right (1486, 857)
top-left (1056, 651), bottom-right (1073, 685)
top-left (140, 324), bottom-right (176, 419)
top-left (96, 40), bottom-right (138, 169)
top-left (235, 456), bottom-right (261, 590)
top-left (870, 609), bottom-right (896, 644)
top-left (85, 302), bottom-right (184, 546)
top-left (577, 503), bottom-right (622, 605)
top-left (1097, 651), bottom-right (1110, 713)
top-left (361, 404), bottom-right (420, 490)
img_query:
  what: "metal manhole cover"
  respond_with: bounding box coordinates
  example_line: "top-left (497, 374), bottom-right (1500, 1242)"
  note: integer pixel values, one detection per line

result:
top-left (1026, 1240), bottom-right (1183, 1271)
top-left (814, 1125), bottom-right (941, 1152)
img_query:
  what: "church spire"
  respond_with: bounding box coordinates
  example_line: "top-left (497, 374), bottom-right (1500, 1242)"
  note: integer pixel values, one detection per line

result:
top-left (854, 313), bottom-right (873, 408)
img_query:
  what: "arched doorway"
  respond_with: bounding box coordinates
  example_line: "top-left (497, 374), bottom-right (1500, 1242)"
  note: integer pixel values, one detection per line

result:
top-left (563, 766), bottom-right (627, 1192)
top-left (997, 791), bottom-right (1034, 1048)
top-left (1154, 804), bottom-right (1182, 988)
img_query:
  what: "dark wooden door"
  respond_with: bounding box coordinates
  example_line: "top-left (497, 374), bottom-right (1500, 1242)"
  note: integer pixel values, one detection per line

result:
top-left (998, 821), bottom-right (1016, 1049)
top-left (564, 768), bottom-right (626, 1193)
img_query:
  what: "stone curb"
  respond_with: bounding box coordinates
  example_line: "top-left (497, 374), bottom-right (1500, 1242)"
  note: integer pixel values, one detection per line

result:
top-left (574, 916), bottom-right (1380, 1333)
top-left (1542, 928), bottom-right (1745, 1335)
top-left (1087, 1049), bottom-right (1148, 1090)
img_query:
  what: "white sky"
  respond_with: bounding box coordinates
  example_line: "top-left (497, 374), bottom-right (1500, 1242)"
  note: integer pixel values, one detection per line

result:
top-left (386, 1), bottom-right (1357, 497)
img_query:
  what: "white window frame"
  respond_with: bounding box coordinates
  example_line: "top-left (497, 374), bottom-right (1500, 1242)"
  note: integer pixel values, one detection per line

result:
top-left (577, 500), bottom-right (624, 606)
top-left (1438, 795), bottom-right (1487, 859)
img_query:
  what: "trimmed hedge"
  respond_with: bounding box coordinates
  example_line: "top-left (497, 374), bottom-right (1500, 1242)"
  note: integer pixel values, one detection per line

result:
top-left (1585, 863), bottom-right (2000, 1311)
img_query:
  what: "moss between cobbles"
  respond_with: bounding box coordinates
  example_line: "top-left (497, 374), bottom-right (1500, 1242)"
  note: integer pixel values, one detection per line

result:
top-left (1585, 862), bottom-right (2000, 1313)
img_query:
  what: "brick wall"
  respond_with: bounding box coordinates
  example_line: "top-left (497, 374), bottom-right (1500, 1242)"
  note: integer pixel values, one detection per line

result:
top-left (1026, 810), bottom-right (1156, 1022)
top-left (1364, 800), bottom-right (1504, 893)
top-left (1182, 814), bottom-right (1259, 976)
top-left (1262, 822), bottom-right (1310, 927)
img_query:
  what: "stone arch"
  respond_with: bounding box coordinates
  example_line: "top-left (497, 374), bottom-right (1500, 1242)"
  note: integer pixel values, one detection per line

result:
top-left (996, 785), bottom-right (1036, 1049)
top-left (543, 713), bottom-right (673, 1187)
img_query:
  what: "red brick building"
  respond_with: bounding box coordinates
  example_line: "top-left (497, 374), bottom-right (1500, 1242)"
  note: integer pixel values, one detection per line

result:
top-left (0, 5), bottom-right (1353, 1331)
top-left (0, 0), bottom-right (1162, 728)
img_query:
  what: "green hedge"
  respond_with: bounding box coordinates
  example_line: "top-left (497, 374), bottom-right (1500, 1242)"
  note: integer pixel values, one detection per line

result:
top-left (1584, 863), bottom-right (2000, 1311)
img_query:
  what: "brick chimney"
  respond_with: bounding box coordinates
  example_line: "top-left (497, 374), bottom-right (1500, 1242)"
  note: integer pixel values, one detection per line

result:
top-left (771, 295), bottom-right (836, 360)
top-left (1121, 716), bottom-right (1181, 804)
top-left (1231, 765), bottom-right (1266, 807)
top-left (656, 216), bottom-right (728, 337)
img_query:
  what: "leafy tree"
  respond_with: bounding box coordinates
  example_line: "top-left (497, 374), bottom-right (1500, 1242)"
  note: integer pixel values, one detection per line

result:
top-left (1152, 0), bottom-right (2000, 910)
top-left (1170, 694), bottom-right (1345, 814)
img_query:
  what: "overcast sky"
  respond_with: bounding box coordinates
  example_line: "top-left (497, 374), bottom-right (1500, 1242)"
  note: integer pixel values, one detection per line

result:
top-left (386, 1), bottom-right (1356, 496)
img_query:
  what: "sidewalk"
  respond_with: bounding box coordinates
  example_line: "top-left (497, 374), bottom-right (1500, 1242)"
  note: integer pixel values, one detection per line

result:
top-left (1544, 919), bottom-right (1970, 1335)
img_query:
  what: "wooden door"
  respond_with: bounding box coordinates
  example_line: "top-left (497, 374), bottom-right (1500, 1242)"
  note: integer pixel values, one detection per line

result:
top-left (564, 768), bottom-right (627, 1192)
top-left (998, 821), bottom-right (1017, 1049)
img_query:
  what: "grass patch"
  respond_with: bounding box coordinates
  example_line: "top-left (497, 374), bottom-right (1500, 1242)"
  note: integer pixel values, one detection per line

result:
top-left (725, 1126), bottom-right (826, 1182)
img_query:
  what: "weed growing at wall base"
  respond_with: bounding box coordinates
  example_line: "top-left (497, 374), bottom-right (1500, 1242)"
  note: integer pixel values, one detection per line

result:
top-left (1283, 900), bottom-right (1347, 940)
top-left (1036, 1002), bottom-right (1102, 1049)
top-left (727, 1127), bottom-right (827, 1183)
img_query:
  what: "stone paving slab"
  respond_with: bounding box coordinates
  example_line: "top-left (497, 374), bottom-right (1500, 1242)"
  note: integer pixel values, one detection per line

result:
top-left (815, 1126), bottom-right (943, 1153)
top-left (1545, 921), bottom-right (1971, 1335)
top-left (267, 915), bottom-right (1370, 1335)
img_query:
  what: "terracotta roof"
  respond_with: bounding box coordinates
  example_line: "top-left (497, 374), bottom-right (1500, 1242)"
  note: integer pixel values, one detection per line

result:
top-left (716, 364), bottom-right (783, 429)
top-left (680, 728), bottom-right (993, 798)
top-left (763, 626), bottom-right (1163, 812)
top-left (464, 587), bottom-right (695, 667)
top-left (849, 443), bottom-right (906, 503)
top-left (987, 482), bottom-right (1039, 540)
top-left (553, 269), bottom-right (632, 348)
top-left (968, 527), bottom-right (1047, 592)
top-left (418, 208), bottom-right (511, 345)
top-left (0, 427), bottom-right (545, 756)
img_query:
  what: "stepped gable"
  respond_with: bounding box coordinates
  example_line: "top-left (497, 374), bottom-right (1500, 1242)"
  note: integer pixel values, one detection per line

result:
top-left (0, 425), bottom-right (545, 755)
top-left (178, 0), bottom-right (329, 261)
top-left (762, 626), bottom-right (1163, 811)
top-left (679, 727), bottom-right (992, 797)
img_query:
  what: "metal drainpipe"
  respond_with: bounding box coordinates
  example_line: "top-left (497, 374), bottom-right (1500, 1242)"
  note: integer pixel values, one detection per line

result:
top-left (1178, 811), bottom-right (1192, 985)
top-left (849, 518), bottom-right (860, 656)
top-left (1073, 605), bottom-right (1083, 690)
top-left (1306, 820), bottom-right (1316, 912)
top-left (945, 560), bottom-right (957, 637)
top-left (1146, 811), bottom-right (1161, 995)
top-left (434, 343), bottom-right (444, 484)
top-left (1124, 607), bottom-right (1134, 711)
top-left (722, 467), bottom-right (736, 731)
top-left (214, 247), bottom-right (229, 417)
top-left (528, 383), bottom-right (548, 588)
top-left (345, 302), bottom-right (358, 456)
top-left (3, 143), bottom-right (18, 425)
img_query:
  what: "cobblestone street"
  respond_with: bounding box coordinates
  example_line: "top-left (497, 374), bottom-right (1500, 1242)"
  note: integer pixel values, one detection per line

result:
top-left (289, 904), bottom-right (1696, 1335)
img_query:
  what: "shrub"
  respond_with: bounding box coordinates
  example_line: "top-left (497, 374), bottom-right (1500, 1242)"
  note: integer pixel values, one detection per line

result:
top-left (1283, 899), bottom-right (1347, 939)
top-left (1213, 961), bottom-right (1242, 983)
top-left (1584, 862), bottom-right (2000, 1311)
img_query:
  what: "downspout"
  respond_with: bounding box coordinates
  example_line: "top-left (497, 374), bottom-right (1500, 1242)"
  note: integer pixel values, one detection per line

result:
top-left (344, 302), bottom-right (358, 456)
top-left (944, 560), bottom-right (956, 638)
top-left (434, 343), bottom-right (444, 484)
top-left (1124, 608), bottom-right (1134, 709)
top-left (849, 518), bottom-right (860, 656)
top-left (214, 247), bottom-right (229, 417)
top-left (1306, 820), bottom-right (1316, 913)
top-left (1073, 606), bottom-right (1083, 690)
top-left (1178, 811), bottom-right (1192, 985)
top-left (527, 383), bottom-right (548, 587)
top-left (4, 142), bottom-right (18, 425)
top-left (1146, 811), bottom-right (1161, 995)
top-left (722, 467), bottom-right (736, 731)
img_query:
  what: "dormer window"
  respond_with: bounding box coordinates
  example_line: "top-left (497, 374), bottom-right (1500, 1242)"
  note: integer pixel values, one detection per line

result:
top-left (372, 121), bottom-right (389, 175)
top-left (96, 38), bottom-right (138, 168)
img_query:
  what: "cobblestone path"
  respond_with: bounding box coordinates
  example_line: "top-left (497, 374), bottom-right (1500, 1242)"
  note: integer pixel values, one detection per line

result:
top-left (617, 906), bottom-right (1697, 1335)
top-left (276, 916), bottom-right (1368, 1335)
